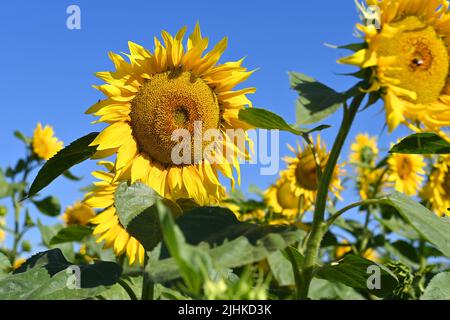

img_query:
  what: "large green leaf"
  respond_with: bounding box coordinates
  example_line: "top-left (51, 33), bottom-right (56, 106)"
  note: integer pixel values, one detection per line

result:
top-left (290, 72), bottom-right (347, 125)
top-left (390, 133), bottom-right (450, 154)
top-left (49, 225), bottom-right (92, 245)
top-left (168, 206), bottom-right (302, 250)
top-left (308, 278), bottom-right (365, 300)
top-left (27, 132), bottom-right (99, 198)
top-left (421, 272), bottom-right (450, 300)
top-left (32, 196), bottom-right (61, 217)
top-left (381, 192), bottom-right (450, 257)
top-left (114, 182), bottom-right (181, 251)
top-left (315, 254), bottom-right (398, 298)
top-left (150, 205), bottom-right (303, 283)
top-left (0, 249), bottom-right (121, 300)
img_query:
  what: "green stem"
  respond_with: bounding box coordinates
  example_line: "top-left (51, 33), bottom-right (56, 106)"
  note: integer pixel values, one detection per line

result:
top-left (117, 279), bottom-right (138, 300)
top-left (10, 195), bottom-right (22, 264)
top-left (141, 256), bottom-right (155, 300)
top-left (285, 246), bottom-right (303, 300)
top-left (298, 92), bottom-right (365, 299)
top-left (326, 199), bottom-right (382, 228)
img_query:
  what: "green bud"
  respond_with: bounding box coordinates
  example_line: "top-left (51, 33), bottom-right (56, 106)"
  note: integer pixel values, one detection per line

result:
top-left (0, 206), bottom-right (7, 217)
top-left (21, 241), bottom-right (32, 252)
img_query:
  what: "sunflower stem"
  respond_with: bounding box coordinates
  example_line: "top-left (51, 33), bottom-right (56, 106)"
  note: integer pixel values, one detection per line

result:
top-left (326, 198), bottom-right (382, 228)
top-left (298, 91), bottom-right (366, 299)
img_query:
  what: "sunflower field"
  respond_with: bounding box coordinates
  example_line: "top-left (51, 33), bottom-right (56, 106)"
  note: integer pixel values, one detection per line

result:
top-left (2, 0), bottom-right (450, 302)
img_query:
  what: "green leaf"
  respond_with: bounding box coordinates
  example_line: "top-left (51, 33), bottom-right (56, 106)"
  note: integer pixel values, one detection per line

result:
top-left (316, 254), bottom-right (398, 298)
top-left (27, 132), bottom-right (99, 198)
top-left (267, 250), bottom-right (295, 287)
top-left (62, 170), bottom-right (83, 181)
top-left (0, 252), bottom-right (12, 279)
top-left (37, 220), bottom-right (64, 247)
top-left (49, 225), bottom-right (92, 245)
top-left (308, 278), bottom-right (365, 300)
top-left (290, 71), bottom-right (347, 125)
top-left (114, 182), bottom-right (181, 251)
top-left (150, 206), bottom-right (303, 284)
top-left (24, 209), bottom-right (35, 227)
top-left (389, 133), bottom-right (450, 154)
top-left (100, 276), bottom-right (142, 300)
top-left (163, 206), bottom-right (303, 254)
top-left (421, 272), bottom-right (450, 300)
top-left (375, 207), bottom-right (421, 240)
top-left (238, 108), bottom-right (304, 135)
top-left (13, 130), bottom-right (31, 145)
top-left (381, 192), bottom-right (450, 257)
top-left (0, 170), bottom-right (10, 198)
top-left (384, 240), bottom-right (420, 268)
top-left (37, 221), bottom-right (75, 261)
top-left (32, 196), bottom-right (61, 217)
top-left (0, 249), bottom-right (122, 300)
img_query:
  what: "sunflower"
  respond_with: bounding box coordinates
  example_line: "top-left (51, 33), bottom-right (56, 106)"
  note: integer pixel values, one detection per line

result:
top-left (350, 133), bottom-right (379, 167)
top-left (340, 0), bottom-right (450, 141)
top-left (62, 201), bottom-right (95, 226)
top-left (239, 209), bottom-right (267, 224)
top-left (87, 24), bottom-right (254, 206)
top-left (335, 240), bottom-right (379, 262)
top-left (421, 155), bottom-right (450, 217)
top-left (387, 152), bottom-right (426, 196)
top-left (284, 136), bottom-right (344, 207)
top-left (13, 258), bottom-right (26, 270)
top-left (84, 162), bottom-right (145, 265)
top-left (265, 171), bottom-right (305, 221)
top-left (32, 123), bottom-right (63, 160)
top-left (357, 168), bottom-right (388, 200)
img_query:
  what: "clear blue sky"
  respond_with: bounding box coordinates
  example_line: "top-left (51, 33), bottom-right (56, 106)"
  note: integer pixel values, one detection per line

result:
top-left (0, 1), bottom-right (410, 250)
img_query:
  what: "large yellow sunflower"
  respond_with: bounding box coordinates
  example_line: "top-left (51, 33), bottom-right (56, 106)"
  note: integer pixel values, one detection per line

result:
top-left (340, 0), bottom-right (450, 141)
top-left (265, 171), bottom-right (305, 221)
top-left (421, 155), bottom-right (450, 217)
top-left (32, 123), bottom-right (64, 160)
top-left (87, 24), bottom-right (254, 206)
top-left (387, 152), bottom-right (426, 196)
top-left (284, 136), bottom-right (344, 206)
top-left (84, 162), bottom-right (145, 265)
